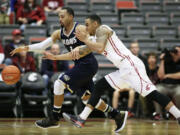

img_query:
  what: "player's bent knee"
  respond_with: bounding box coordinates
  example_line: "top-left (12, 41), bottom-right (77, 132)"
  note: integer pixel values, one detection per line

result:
top-left (54, 80), bottom-right (66, 95)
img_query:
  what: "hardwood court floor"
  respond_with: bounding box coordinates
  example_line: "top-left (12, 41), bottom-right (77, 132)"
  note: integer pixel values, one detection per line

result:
top-left (0, 118), bottom-right (180, 135)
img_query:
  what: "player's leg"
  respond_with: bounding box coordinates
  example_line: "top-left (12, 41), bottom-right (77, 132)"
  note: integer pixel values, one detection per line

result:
top-left (35, 79), bottom-right (66, 128)
top-left (146, 90), bottom-right (180, 124)
top-left (63, 76), bottom-right (128, 132)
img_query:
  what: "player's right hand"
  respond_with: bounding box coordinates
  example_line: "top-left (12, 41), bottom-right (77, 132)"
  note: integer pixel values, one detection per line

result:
top-left (71, 47), bottom-right (80, 60)
top-left (10, 46), bottom-right (29, 56)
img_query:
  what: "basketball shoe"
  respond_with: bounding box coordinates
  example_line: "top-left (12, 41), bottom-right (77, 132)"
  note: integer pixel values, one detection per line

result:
top-left (62, 111), bottom-right (128, 133)
top-left (62, 113), bottom-right (85, 128)
top-left (35, 117), bottom-right (59, 129)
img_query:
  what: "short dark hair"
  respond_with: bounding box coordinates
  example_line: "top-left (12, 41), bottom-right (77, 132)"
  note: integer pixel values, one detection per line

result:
top-left (147, 52), bottom-right (157, 59)
top-left (62, 7), bottom-right (74, 17)
top-left (87, 14), bottom-right (102, 24)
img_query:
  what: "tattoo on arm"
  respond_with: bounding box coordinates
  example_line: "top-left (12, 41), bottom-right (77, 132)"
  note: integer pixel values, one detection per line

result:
top-left (96, 26), bottom-right (110, 45)
top-left (79, 46), bottom-right (92, 56)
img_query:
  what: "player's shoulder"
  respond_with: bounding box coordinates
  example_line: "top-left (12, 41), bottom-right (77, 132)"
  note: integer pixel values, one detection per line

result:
top-left (96, 25), bottom-right (112, 35)
top-left (75, 24), bottom-right (86, 32)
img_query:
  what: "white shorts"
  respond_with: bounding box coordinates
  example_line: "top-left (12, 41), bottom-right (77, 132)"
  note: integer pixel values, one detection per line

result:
top-left (105, 58), bottom-right (156, 97)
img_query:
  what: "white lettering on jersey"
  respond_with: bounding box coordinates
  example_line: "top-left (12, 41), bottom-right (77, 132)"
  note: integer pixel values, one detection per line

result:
top-left (62, 37), bottom-right (77, 46)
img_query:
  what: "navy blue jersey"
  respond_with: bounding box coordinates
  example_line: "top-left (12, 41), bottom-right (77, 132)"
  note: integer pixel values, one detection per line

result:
top-left (60, 22), bottom-right (96, 65)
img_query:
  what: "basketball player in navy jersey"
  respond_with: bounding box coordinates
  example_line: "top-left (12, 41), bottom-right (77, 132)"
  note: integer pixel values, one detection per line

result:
top-left (10, 7), bottom-right (127, 131)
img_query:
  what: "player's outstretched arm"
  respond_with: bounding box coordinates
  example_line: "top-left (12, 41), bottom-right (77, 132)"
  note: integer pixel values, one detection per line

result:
top-left (10, 30), bottom-right (61, 56)
top-left (43, 45), bottom-right (92, 61)
top-left (76, 26), bottom-right (111, 54)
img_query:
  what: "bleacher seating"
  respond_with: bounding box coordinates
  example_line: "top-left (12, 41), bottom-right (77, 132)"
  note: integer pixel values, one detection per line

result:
top-left (152, 26), bottom-right (177, 39)
top-left (0, 25), bottom-right (19, 39)
top-left (121, 13), bottom-right (144, 26)
top-left (139, 0), bottom-right (162, 13)
top-left (170, 13), bottom-right (180, 26)
top-left (145, 13), bottom-right (169, 26)
top-left (160, 39), bottom-right (180, 49)
top-left (66, 0), bottom-right (88, 13)
top-left (127, 26), bottom-right (152, 39)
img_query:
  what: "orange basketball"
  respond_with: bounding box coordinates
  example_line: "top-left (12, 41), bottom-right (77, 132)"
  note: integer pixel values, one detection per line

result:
top-left (2, 65), bottom-right (21, 85)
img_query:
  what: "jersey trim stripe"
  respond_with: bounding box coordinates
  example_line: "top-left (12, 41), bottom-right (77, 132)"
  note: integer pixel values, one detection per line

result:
top-left (108, 37), bottom-right (143, 94)
top-left (107, 74), bottom-right (121, 90)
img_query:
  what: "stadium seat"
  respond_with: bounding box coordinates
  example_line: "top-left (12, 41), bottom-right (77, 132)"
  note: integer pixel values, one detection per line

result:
top-left (65, 0), bottom-right (88, 13)
top-left (90, 0), bottom-right (114, 14)
top-left (0, 25), bottom-right (19, 39)
top-left (170, 13), bottom-right (180, 26)
top-left (98, 13), bottom-right (119, 25)
top-left (46, 13), bottom-right (59, 29)
top-left (0, 80), bottom-right (22, 117)
top-left (145, 13), bottom-right (169, 26)
top-left (139, 0), bottom-right (162, 13)
top-left (152, 26), bottom-right (177, 39)
top-left (160, 39), bottom-right (180, 50)
top-left (137, 39), bottom-right (159, 53)
top-left (20, 72), bottom-right (51, 117)
top-left (49, 24), bottom-right (61, 36)
top-left (121, 38), bottom-right (133, 48)
top-left (24, 25), bottom-right (47, 41)
top-left (163, 0), bottom-right (180, 13)
top-left (127, 26), bottom-right (152, 39)
top-left (121, 13), bottom-right (144, 26)
top-left (111, 25), bottom-right (127, 38)
top-left (116, 0), bottom-right (137, 11)
top-left (74, 12), bottom-right (90, 24)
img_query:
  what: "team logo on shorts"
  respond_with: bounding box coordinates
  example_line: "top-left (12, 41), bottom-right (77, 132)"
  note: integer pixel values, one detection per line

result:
top-left (63, 74), bottom-right (70, 81)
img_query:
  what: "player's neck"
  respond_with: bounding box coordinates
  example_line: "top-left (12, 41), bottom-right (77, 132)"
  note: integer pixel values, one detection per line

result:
top-left (64, 22), bottom-right (74, 35)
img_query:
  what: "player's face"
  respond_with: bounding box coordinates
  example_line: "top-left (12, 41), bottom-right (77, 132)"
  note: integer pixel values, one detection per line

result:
top-left (59, 10), bottom-right (72, 28)
top-left (85, 19), bottom-right (96, 36)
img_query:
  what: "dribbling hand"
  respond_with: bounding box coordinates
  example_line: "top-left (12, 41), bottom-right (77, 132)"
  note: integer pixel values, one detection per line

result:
top-left (71, 47), bottom-right (80, 60)
top-left (42, 51), bottom-right (56, 60)
top-left (10, 46), bottom-right (29, 56)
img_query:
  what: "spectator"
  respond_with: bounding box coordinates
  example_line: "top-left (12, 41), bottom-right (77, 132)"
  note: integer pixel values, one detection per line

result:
top-left (4, 29), bottom-right (25, 65)
top-left (43, 0), bottom-right (64, 13)
top-left (0, 0), bottom-right (10, 24)
top-left (142, 52), bottom-right (160, 118)
top-left (41, 44), bottom-right (69, 87)
top-left (16, 0), bottom-right (46, 30)
top-left (130, 41), bottom-right (147, 66)
top-left (11, 0), bottom-right (25, 13)
top-left (154, 46), bottom-right (180, 119)
top-left (12, 50), bottom-right (36, 73)
top-left (112, 83), bottom-right (135, 118)
top-left (0, 41), bottom-right (5, 69)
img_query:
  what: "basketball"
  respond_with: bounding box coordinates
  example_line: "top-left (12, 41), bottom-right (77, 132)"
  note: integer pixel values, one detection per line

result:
top-left (2, 65), bottom-right (21, 85)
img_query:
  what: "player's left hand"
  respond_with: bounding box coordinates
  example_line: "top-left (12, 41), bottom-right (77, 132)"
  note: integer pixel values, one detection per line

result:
top-left (75, 29), bottom-right (88, 42)
top-left (42, 51), bottom-right (56, 60)
top-left (71, 47), bottom-right (80, 60)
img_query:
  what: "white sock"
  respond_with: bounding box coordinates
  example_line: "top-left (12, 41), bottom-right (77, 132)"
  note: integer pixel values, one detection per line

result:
top-left (169, 105), bottom-right (180, 119)
top-left (79, 106), bottom-right (93, 120)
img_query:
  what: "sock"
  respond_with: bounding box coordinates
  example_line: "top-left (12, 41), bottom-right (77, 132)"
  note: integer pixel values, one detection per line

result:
top-left (169, 105), bottom-right (180, 119)
top-left (105, 105), bottom-right (119, 119)
top-left (79, 106), bottom-right (93, 120)
top-left (53, 105), bottom-right (61, 121)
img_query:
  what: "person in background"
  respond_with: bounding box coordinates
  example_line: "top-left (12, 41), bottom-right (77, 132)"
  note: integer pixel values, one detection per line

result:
top-left (12, 50), bottom-right (36, 73)
top-left (130, 41), bottom-right (147, 66)
top-left (43, 0), bottom-right (64, 13)
top-left (112, 83), bottom-right (135, 118)
top-left (0, 41), bottom-right (5, 69)
top-left (142, 52), bottom-right (160, 118)
top-left (4, 29), bottom-right (24, 65)
top-left (0, 0), bottom-right (10, 24)
top-left (16, 0), bottom-right (46, 30)
top-left (41, 43), bottom-right (69, 88)
top-left (154, 46), bottom-right (180, 120)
